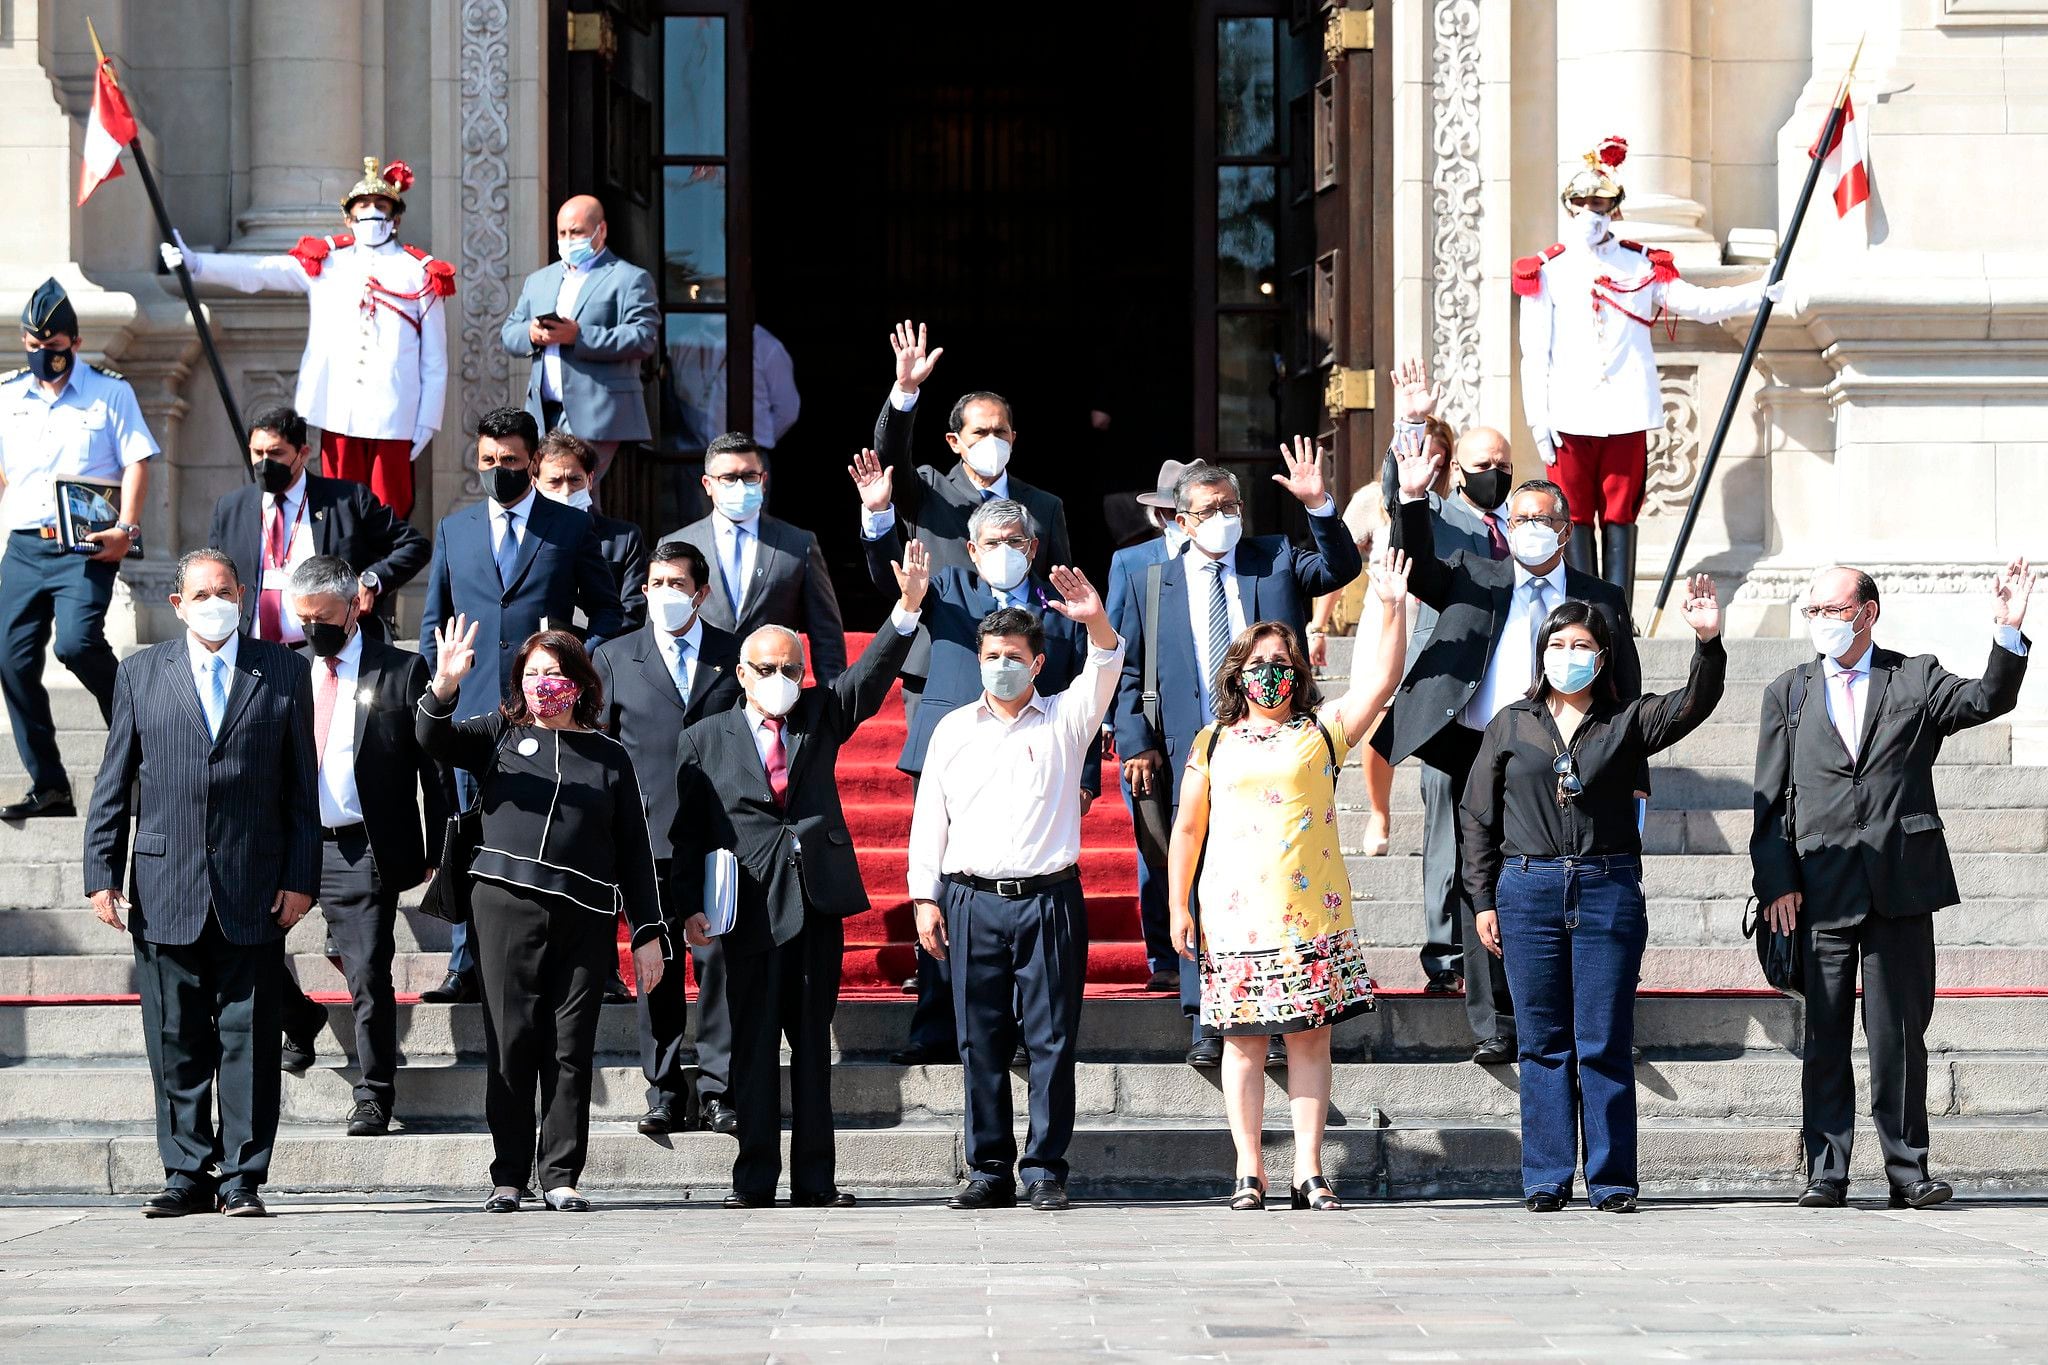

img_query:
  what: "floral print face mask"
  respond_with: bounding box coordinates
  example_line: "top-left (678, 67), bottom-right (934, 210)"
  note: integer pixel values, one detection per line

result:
top-left (1240, 661), bottom-right (1296, 710)
top-left (523, 675), bottom-right (580, 719)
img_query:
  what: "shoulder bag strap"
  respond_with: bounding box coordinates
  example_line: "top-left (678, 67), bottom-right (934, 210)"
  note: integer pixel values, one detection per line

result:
top-left (1142, 561), bottom-right (1164, 740)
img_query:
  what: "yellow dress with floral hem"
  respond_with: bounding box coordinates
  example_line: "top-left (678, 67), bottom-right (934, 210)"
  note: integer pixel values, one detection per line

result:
top-left (1188, 706), bottom-right (1375, 1034)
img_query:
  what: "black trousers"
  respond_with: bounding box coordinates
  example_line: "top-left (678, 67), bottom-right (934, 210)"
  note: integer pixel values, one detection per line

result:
top-left (470, 880), bottom-right (614, 1190)
top-left (279, 828), bottom-right (401, 1106)
top-left (1801, 910), bottom-right (1938, 1190)
top-left (1431, 724), bottom-right (1516, 1045)
top-left (638, 936), bottom-right (732, 1109)
top-left (0, 531), bottom-right (117, 794)
top-left (134, 917), bottom-right (283, 1195)
top-left (945, 877), bottom-right (1088, 1188)
top-left (725, 916), bottom-right (845, 1199)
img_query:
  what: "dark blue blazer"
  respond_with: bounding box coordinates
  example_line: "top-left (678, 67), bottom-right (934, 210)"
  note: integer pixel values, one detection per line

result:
top-left (419, 493), bottom-right (626, 718)
top-left (1111, 515), bottom-right (1362, 802)
top-left (82, 636), bottom-right (321, 946)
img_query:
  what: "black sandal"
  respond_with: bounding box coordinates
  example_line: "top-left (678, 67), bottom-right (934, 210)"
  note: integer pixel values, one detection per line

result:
top-left (1292, 1175), bottom-right (1343, 1211)
top-left (1227, 1176), bottom-right (1267, 1211)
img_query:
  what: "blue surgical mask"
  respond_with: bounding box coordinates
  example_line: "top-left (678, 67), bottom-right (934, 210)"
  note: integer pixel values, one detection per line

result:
top-left (1543, 647), bottom-right (1602, 695)
top-left (714, 480), bottom-right (764, 521)
top-left (559, 236), bottom-right (597, 269)
top-left (981, 657), bottom-right (1035, 702)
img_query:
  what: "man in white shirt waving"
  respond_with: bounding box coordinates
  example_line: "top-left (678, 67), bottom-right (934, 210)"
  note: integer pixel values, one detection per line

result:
top-left (908, 567), bottom-right (1122, 1212)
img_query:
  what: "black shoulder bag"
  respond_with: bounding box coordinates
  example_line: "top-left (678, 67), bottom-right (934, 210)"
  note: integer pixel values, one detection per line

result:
top-left (1743, 664), bottom-right (1809, 996)
top-left (416, 733), bottom-right (506, 925)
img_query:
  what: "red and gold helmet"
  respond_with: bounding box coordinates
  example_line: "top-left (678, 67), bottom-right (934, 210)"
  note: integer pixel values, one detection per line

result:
top-left (1560, 136), bottom-right (1628, 210)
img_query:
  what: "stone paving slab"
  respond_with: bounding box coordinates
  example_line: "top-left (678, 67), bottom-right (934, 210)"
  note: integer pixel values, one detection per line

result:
top-left (1, 1199), bottom-right (2044, 1361)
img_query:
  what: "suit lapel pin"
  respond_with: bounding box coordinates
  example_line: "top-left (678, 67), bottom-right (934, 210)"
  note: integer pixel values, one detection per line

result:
top-left (357, 687), bottom-right (376, 706)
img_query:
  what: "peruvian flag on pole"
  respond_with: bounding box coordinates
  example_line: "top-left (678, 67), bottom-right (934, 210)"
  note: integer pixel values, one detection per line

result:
top-left (1813, 91), bottom-right (1870, 221)
top-left (77, 47), bottom-right (138, 205)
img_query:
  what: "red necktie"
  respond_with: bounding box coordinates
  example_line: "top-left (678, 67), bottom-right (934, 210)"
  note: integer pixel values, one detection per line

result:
top-left (257, 500), bottom-right (287, 639)
top-left (761, 715), bottom-right (789, 806)
top-left (1484, 512), bottom-right (1509, 560)
top-left (313, 656), bottom-right (341, 765)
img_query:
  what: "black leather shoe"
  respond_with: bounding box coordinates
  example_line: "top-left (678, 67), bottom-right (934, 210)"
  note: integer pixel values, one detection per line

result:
top-left (1423, 973), bottom-right (1463, 996)
top-left (1011, 1043), bottom-right (1030, 1067)
top-left (0, 787), bottom-right (73, 821)
top-left (280, 1032), bottom-right (317, 1075)
top-left (1186, 1036), bottom-right (1223, 1068)
top-left (1472, 1038), bottom-right (1515, 1066)
top-left (699, 1098), bottom-right (739, 1135)
top-left (1144, 968), bottom-right (1179, 993)
top-left (1797, 1181), bottom-right (1847, 1208)
top-left (142, 1185), bottom-right (211, 1218)
top-left (346, 1100), bottom-right (390, 1137)
top-left (483, 1192), bottom-right (520, 1213)
top-left (1525, 1192), bottom-right (1566, 1212)
top-left (889, 1044), bottom-right (958, 1066)
top-left (1265, 1038), bottom-right (1287, 1067)
top-left (219, 1189), bottom-right (268, 1217)
top-left (543, 1188), bottom-right (591, 1212)
top-left (1595, 1192), bottom-right (1638, 1214)
top-left (723, 1191), bottom-right (774, 1209)
top-left (638, 1099), bottom-right (682, 1136)
top-left (1026, 1180), bottom-right (1069, 1211)
top-left (947, 1179), bottom-right (1017, 1210)
top-left (1889, 1179), bottom-right (1953, 1210)
top-left (900, 974), bottom-right (919, 995)
top-left (419, 971), bottom-right (476, 1004)
top-left (602, 970), bottom-right (632, 1005)
top-left (792, 1189), bottom-right (857, 1208)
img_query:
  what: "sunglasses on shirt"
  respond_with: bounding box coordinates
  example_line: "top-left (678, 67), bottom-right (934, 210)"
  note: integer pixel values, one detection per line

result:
top-left (1553, 750), bottom-right (1583, 807)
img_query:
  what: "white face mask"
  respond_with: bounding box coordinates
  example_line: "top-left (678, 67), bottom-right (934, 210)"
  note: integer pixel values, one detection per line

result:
top-left (1570, 210), bottom-right (1611, 250)
top-left (1809, 612), bottom-right (1861, 661)
top-left (976, 544), bottom-right (1029, 593)
top-left (1508, 521), bottom-right (1561, 566)
top-left (1190, 512), bottom-right (1242, 558)
top-left (751, 670), bottom-right (801, 718)
top-left (181, 594), bottom-right (241, 644)
top-left (647, 586), bottom-right (700, 635)
top-left (541, 485), bottom-right (594, 512)
top-left (962, 435), bottom-right (1011, 480)
top-left (352, 213), bottom-right (395, 247)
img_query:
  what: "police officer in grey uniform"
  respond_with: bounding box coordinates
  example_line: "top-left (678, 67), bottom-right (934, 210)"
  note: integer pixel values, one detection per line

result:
top-left (0, 279), bottom-right (157, 818)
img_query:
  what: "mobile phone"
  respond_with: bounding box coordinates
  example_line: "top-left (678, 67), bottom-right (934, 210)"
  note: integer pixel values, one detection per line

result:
top-left (536, 311), bottom-right (565, 325)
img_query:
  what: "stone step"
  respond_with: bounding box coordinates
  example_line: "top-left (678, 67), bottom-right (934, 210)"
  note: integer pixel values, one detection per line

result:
top-left (8, 993), bottom-right (2045, 1064)
top-left (5, 1052), bottom-right (2042, 1129)
top-left (5, 1117), bottom-right (2046, 1199)
top-left (1340, 851), bottom-right (2048, 902)
top-left (0, 903), bottom-right (452, 957)
top-left (1345, 897), bottom-right (2048, 950)
top-left (1336, 805), bottom-right (2048, 855)
top-left (0, 685), bottom-right (109, 735)
top-left (0, 733), bottom-right (108, 783)
top-left (1337, 762), bottom-right (2048, 811)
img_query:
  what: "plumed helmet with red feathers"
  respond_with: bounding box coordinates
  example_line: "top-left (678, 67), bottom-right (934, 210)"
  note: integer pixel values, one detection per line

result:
top-left (1560, 135), bottom-right (1627, 208)
top-left (340, 156), bottom-right (412, 214)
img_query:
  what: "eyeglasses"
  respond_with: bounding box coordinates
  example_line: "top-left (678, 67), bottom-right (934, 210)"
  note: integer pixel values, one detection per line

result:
top-left (1553, 750), bottom-right (1583, 807)
top-left (744, 660), bottom-right (804, 681)
top-left (709, 471), bottom-right (765, 488)
top-left (977, 535), bottom-right (1032, 552)
top-left (1184, 502), bottom-right (1242, 523)
top-left (1799, 602), bottom-right (1861, 621)
top-left (1508, 514), bottom-right (1565, 529)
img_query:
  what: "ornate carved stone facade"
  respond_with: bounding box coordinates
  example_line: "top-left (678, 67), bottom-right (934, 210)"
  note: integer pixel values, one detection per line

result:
top-left (1641, 369), bottom-right (1702, 518)
top-left (1427, 0), bottom-right (1483, 435)
top-left (457, 0), bottom-right (514, 494)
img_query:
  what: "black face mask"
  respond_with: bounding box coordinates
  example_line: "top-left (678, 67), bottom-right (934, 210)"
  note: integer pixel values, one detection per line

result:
top-left (1460, 466), bottom-right (1511, 510)
top-left (304, 619), bottom-right (353, 659)
top-left (483, 464), bottom-right (532, 504)
top-left (26, 347), bottom-right (71, 383)
top-left (258, 457), bottom-right (299, 495)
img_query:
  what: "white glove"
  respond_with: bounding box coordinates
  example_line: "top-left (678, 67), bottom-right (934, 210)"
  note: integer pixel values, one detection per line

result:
top-left (1533, 429), bottom-right (1558, 467)
top-left (410, 428), bottom-right (433, 460)
top-left (159, 229), bottom-right (194, 276)
top-left (1762, 279), bottom-right (1787, 307)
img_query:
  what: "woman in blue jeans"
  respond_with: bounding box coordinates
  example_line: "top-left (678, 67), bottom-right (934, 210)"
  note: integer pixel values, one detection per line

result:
top-left (1458, 577), bottom-right (1725, 1212)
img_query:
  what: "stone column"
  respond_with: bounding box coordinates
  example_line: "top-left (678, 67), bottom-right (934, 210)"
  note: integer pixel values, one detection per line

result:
top-left (233, 0), bottom-right (367, 250)
top-left (1556, 0), bottom-right (1715, 257)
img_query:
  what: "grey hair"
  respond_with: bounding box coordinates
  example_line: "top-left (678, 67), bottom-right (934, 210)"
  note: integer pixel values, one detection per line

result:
top-left (288, 554), bottom-right (359, 604)
top-left (742, 624), bottom-right (805, 663)
top-left (176, 547), bottom-right (240, 593)
top-left (967, 497), bottom-right (1037, 544)
top-left (1173, 465), bottom-right (1241, 513)
top-left (1510, 478), bottom-right (1570, 524)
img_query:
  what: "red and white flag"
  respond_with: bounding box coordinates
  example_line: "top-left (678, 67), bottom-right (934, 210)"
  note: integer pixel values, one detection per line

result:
top-left (77, 58), bottom-right (138, 206)
top-left (1812, 92), bottom-right (1869, 220)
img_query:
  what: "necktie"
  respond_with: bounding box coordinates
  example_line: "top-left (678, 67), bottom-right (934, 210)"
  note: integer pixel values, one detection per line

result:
top-left (203, 655), bottom-right (229, 738)
top-left (761, 715), bottom-right (788, 805)
top-left (669, 637), bottom-right (693, 706)
top-left (1526, 579), bottom-right (1552, 666)
top-left (314, 655), bottom-right (341, 764)
top-left (1205, 560), bottom-right (1232, 694)
top-left (1483, 512), bottom-right (1509, 560)
top-left (258, 499), bottom-right (287, 640)
top-left (495, 508), bottom-right (521, 589)
top-left (1833, 670), bottom-right (1860, 760)
top-left (724, 526), bottom-right (748, 614)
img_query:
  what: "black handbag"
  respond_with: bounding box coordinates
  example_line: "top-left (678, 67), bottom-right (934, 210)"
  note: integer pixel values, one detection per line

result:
top-left (1743, 899), bottom-right (1803, 997)
top-left (416, 803), bottom-right (482, 925)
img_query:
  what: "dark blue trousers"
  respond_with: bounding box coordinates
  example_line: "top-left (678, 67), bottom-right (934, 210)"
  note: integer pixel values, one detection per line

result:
top-left (0, 531), bottom-right (117, 794)
top-left (1494, 855), bottom-right (1647, 1202)
top-left (945, 877), bottom-right (1088, 1187)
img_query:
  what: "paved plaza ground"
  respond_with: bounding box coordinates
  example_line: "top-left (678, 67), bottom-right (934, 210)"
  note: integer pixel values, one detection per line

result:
top-left (2, 1197), bottom-right (2046, 1361)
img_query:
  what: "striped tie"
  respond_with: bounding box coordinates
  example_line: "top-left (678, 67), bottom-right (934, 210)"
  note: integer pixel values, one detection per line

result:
top-left (205, 655), bottom-right (229, 738)
top-left (1205, 560), bottom-right (1232, 696)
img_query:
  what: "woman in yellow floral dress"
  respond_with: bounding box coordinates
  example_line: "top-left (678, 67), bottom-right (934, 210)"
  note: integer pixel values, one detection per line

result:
top-left (1167, 550), bottom-right (1411, 1211)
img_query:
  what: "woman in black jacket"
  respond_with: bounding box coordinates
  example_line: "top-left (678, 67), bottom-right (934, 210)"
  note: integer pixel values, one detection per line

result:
top-left (420, 618), bottom-right (668, 1213)
top-left (1459, 576), bottom-right (1725, 1214)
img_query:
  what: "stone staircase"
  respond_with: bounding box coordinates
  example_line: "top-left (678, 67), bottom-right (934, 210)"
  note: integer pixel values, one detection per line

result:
top-left (3, 635), bottom-right (2046, 1200)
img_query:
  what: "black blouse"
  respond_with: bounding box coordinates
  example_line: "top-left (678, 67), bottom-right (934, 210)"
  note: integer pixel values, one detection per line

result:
top-left (1459, 636), bottom-right (1726, 913)
top-left (417, 694), bottom-right (666, 951)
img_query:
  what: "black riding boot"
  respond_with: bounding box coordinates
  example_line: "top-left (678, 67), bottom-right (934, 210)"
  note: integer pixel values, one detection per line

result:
top-left (1562, 526), bottom-right (1599, 579)
top-left (1601, 521), bottom-right (1638, 605)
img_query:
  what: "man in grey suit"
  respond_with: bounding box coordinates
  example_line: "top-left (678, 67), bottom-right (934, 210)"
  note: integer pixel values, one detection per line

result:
top-left (499, 194), bottom-right (659, 487)
top-left (668, 432), bottom-right (847, 683)
top-left (83, 549), bottom-right (321, 1218)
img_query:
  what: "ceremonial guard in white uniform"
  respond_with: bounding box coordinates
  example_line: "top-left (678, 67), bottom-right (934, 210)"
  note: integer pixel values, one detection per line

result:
top-left (163, 157), bottom-right (453, 518)
top-left (1515, 137), bottom-right (1781, 599)
top-left (0, 279), bottom-right (158, 818)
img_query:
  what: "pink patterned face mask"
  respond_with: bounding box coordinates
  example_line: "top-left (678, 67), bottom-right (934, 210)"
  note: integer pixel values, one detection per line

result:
top-left (522, 675), bottom-right (580, 719)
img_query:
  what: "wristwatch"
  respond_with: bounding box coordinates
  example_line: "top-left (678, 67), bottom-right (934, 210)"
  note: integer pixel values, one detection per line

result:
top-left (113, 521), bottom-right (141, 538)
top-left (358, 570), bottom-right (382, 596)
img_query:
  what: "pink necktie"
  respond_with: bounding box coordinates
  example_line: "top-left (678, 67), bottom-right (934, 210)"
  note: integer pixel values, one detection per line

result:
top-left (258, 501), bottom-right (287, 640)
top-left (761, 716), bottom-right (788, 806)
top-left (1833, 671), bottom-right (1859, 760)
top-left (314, 656), bottom-right (341, 765)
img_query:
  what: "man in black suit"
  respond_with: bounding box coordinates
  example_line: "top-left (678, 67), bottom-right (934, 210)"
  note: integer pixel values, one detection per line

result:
top-left (593, 539), bottom-right (744, 1138)
top-left (417, 405), bottom-right (626, 1004)
top-left (83, 549), bottom-right (320, 1217)
top-left (1752, 561), bottom-right (2032, 1210)
top-left (537, 429), bottom-right (648, 630)
top-left (271, 557), bottom-right (447, 1136)
top-left (1386, 436), bottom-right (1642, 1064)
top-left (668, 543), bottom-right (930, 1209)
top-left (206, 404), bottom-right (429, 643)
top-left (669, 432), bottom-right (846, 683)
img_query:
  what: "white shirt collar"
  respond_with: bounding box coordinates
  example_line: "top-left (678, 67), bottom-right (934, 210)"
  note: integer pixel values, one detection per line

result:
top-left (977, 690), bottom-right (1050, 725)
top-left (1512, 556), bottom-right (1567, 596)
top-left (323, 627), bottom-right (365, 672)
top-left (662, 617), bottom-right (705, 655)
top-left (186, 631), bottom-right (240, 675)
top-left (1823, 645), bottom-right (1874, 681)
top-left (720, 511), bottom-right (761, 537)
top-left (493, 486), bottom-right (539, 522)
top-left (265, 473), bottom-right (309, 511)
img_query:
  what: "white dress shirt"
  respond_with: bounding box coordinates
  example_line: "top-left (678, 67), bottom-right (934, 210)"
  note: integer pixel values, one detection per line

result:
top-left (907, 634), bottom-right (1125, 899)
top-left (314, 629), bottom-right (365, 825)
top-left (659, 616), bottom-right (705, 704)
top-left (1185, 551), bottom-right (1247, 722)
top-left (186, 631), bottom-right (240, 733)
top-left (1821, 628), bottom-right (2030, 758)
top-left (262, 474), bottom-right (316, 644)
top-left (1462, 556), bottom-right (1567, 730)
top-left (539, 249), bottom-right (605, 402)
top-left (859, 386), bottom-right (1012, 541)
top-left (491, 486), bottom-right (539, 557)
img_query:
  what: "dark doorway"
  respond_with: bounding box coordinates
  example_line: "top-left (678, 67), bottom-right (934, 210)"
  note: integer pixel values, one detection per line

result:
top-left (751, 4), bottom-right (1196, 613)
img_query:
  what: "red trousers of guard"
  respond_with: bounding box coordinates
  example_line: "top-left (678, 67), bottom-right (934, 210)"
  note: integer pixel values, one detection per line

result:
top-left (321, 432), bottom-right (416, 520)
top-left (1552, 430), bottom-right (1648, 527)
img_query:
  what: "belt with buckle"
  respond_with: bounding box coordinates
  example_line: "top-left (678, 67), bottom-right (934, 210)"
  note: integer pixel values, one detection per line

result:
top-left (322, 821), bottom-right (366, 840)
top-left (946, 865), bottom-right (1080, 898)
top-left (32, 526), bottom-right (57, 540)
